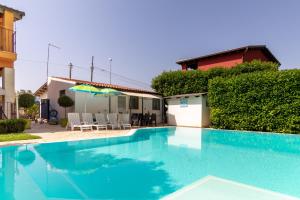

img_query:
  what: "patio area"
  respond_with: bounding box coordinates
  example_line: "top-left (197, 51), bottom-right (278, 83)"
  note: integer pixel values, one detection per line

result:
top-left (0, 122), bottom-right (134, 147)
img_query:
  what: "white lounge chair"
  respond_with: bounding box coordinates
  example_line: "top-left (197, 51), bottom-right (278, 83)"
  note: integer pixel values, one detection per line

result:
top-left (82, 113), bottom-right (107, 131)
top-left (94, 113), bottom-right (108, 130)
top-left (67, 113), bottom-right (93, 132)
top-left (107, 113), bottom-right (119, 129)
top-left (120, 113), bottom-right (131, 129)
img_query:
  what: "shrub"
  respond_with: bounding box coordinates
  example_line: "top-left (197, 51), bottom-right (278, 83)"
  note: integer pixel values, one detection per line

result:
top-left (208, 69), bottom-right (300, 133)
top-left (26, 104), bottom-right (39, 120)
top-left (151, 60), bottom-right (279, 96)
top-left (58, 95), bottom-right (74, 118)
top-left (25, 119), bottom-right (31, 129)
top-left (0, 119), bottom-right (27, 134)
top-left (59, 118), bottom-right (68, 128)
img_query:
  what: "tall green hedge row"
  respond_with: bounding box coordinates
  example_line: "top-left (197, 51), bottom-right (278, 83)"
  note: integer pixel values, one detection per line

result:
top-left (208, 70), bottom-right (300, 133)
top-left (151, 60), bottom-right (279, 96)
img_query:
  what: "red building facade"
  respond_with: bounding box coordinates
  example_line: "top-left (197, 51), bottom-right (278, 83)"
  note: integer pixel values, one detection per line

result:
top-left (177, 45), bottom-right (280, 71)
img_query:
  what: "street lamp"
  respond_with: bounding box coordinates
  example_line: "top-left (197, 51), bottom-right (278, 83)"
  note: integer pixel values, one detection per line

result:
top-left (46, 43), bottom-right (60, 80)
top-left (108, 58), bottom-right (112, 113)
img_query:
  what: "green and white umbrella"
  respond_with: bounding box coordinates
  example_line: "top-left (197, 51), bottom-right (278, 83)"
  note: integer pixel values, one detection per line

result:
top-left (69, 84), bottom-right (101, 93)
top-left (94, 88), bottom-right (123, 113)
top-left (94, 88), bottom-right (123, 96)
top-left (69, 84), bottom-right (101, 113)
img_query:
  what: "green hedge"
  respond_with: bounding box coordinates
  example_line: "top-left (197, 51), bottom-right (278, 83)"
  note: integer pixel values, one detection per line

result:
top-left (152, 60), bottom-right (279, 96)
top-left (208, 70), bottom-right (300, 133)
top-left (0, 119), bottom-right (27, 134)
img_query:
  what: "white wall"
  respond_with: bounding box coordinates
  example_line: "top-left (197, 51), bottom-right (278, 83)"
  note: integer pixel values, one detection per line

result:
top-left (75, 94), bottom-right (163, 123)
top-left (201, 95), bottom-right (210, 127)
top-left (75, 93), bottom-right (110, 114)
top-left (2, 68), bottom-right (15, 118)
top-left (166, 95), bottom-right (210, 127)
top-left (47, 79), bottom-right (75, 119)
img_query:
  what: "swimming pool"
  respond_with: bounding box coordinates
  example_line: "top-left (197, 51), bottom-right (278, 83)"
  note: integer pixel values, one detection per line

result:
top-left (0, 127), bottom-right (300, 199)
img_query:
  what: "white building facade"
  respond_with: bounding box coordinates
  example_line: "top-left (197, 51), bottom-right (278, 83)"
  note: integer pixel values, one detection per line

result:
top-left (34, 77), bottom-right (164, 123)
top-left (165, 93), bottom-right (210, 127)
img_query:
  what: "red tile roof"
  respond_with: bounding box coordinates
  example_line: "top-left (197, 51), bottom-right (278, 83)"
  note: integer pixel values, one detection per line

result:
top-left (176, 45), bottom-right (280, 65)
top-left (34, 77), bottom-right (157, 96)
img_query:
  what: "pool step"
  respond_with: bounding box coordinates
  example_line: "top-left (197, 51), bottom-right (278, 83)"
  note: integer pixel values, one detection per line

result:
top-left (162, 176), bottom-right (300, 200)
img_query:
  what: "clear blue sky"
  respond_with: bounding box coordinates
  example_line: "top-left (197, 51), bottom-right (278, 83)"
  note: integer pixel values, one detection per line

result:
top-left (2, 0), bottom-right (300, 92)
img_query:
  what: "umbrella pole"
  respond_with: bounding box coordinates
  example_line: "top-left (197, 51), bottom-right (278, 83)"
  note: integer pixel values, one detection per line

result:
top-left (85, 94), bottom-right (87, 113)
top-left (109, 96), bottom-right (111, 113)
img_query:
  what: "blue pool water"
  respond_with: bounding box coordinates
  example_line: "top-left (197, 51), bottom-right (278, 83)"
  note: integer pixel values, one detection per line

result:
top-left (1, 127), bottom-right (300, 199)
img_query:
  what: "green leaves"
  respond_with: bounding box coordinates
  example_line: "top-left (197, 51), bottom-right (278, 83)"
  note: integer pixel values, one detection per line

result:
top-left (19, 93), bottom-right (35, 108)
top-left (208, 70), bottom-right (300, 133)
top-left (0, 119), bottom-right (27, 134)
top-left (151, 60), bottom-right (278, 96)
top-left (58, 95), bottom-right (74, 118)
top-left (58, 95), bottom-right (74, 108)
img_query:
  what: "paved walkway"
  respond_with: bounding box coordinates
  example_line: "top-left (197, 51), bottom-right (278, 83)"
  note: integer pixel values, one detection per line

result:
top-left (0, 123), bottom-right (133, 147)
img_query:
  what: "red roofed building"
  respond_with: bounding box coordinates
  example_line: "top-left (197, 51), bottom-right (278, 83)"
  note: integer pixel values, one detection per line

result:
top-left (177, 45), bottom-right (280, 71)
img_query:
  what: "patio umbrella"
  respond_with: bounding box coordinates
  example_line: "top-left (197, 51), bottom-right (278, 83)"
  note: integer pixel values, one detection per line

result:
top-left (95, 88), bottom-right (123, 96)
top-left (69, 84), bottom-right (101, 113)
top-left (94, 88), bottom-right (123, 113)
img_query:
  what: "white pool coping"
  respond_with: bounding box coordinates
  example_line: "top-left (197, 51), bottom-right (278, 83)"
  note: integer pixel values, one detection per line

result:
top-left (162, 176), bottom-right (300, 200)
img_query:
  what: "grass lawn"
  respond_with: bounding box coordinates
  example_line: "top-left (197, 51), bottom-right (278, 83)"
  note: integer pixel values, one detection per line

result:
top-left (0, 133), bottom-right (41, 142)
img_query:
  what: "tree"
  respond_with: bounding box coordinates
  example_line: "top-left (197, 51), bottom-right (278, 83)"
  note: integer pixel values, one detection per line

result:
top-left (58, 95), bottom-right (74, 118)
top-left (19, 93), bottom-right (35, 109)
top-left (18, 93), bottom-right (36, 119)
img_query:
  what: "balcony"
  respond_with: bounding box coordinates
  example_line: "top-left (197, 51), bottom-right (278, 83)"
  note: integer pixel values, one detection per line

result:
top-left (0, 26), bottom-right (16, 53)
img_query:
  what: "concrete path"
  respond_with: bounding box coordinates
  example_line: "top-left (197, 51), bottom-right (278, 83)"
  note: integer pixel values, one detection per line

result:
top-left (0, 123), bottom-right (133, 147)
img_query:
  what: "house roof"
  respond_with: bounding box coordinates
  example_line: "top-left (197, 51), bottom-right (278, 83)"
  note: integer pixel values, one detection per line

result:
top-left (34, 82), bottom-right (47, 97)
top-left (0, 4), bottom-right (25, 21)
top-left (164, 93), bottom-right (208, 99)
top-left (176, 45), bottom-right (280, 65)
top-left (34, 77), bottom-right (158, 97)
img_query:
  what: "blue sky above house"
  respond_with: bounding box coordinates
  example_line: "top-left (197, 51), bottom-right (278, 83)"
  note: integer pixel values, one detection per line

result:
top-left (2, 0), bottom-right (300, 91)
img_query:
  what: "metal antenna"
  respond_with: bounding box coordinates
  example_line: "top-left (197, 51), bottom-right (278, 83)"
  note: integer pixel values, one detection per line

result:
top-left (90, 56), bottom-right (94, 82)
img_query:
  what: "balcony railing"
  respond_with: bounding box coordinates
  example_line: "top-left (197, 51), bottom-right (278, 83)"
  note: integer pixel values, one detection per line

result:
top-left (0, 26), bottom-right (16, 53)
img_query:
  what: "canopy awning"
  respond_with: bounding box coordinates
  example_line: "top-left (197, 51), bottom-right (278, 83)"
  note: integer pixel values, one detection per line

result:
top-left (122, 91), bottom-right (161, 99)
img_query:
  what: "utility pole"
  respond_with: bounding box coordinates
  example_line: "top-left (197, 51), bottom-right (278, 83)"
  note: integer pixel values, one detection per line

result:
top-left (91, 56), bottom-right (94, 82)
top-left (68, 62), bottom-right (73, 79)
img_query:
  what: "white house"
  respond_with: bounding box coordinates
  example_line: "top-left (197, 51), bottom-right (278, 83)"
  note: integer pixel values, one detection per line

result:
top-left (165, 93), bottom-right (210, 127)
top-left (34, 77), bottom-right (163, 123)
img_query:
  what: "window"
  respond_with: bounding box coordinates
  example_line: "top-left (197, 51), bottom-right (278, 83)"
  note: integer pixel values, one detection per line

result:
top-left (118, 96), bottom-right (126, 112)
top-left (59, 90), bottom-right (66, 97)
top-left (152, 99), bottom-right (160, 110)
top-left (129, 96), bottom-right (139, 109)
